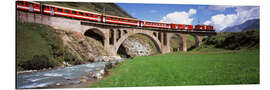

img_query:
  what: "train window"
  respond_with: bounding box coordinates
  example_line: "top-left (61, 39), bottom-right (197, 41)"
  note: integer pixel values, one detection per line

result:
top-left (79, 12), bottom-right (83, 16)
top-left (18, 2), bottom-right (24, 5)
top-left (25, 2), bottom-right (29, 6)
top-left (115, 18), bottom-right (118, 21)
top-left (34, 4), bottom-right (39, 7)
top-left (72, 11), bottom-right (77, 14)
top-left (57, 9), bottom-right (63, 12)
top-left (85, 13), bottom-right (89, 16)
top-left (90, 14), bottom-right (93, 17)
top-left (65, 10), bottom-right (70, 13)
top-left (106, 17), bottom-right (110, 19)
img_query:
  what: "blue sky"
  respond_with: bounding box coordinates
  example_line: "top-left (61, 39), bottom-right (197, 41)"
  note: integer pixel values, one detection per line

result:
top-left (116, 3), bottom-right (259, 31)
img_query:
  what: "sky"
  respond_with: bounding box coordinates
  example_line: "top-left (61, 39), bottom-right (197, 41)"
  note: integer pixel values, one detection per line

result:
top-left (116, 3), bottom-right (259, 32)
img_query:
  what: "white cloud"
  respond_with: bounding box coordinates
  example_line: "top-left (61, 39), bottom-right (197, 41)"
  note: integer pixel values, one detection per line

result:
top-left (189, 9), bottom-right (197, 14)
top-left (203, 20), bottom-right (211, 25)
top-left (204, 6), bottom-right (259, 32)
top-left (205, 14), bottom-right (238, 31)
top-left (160, 9), bottom-right (196, 24)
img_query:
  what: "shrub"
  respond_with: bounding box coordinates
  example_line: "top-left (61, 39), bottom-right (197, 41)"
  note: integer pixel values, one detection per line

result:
top-left (19, 55), bottom-right (57, 70)
top-left (203, 30), bottom-right (259, 50)
top-left (104, 62), bottom-right (113, 73)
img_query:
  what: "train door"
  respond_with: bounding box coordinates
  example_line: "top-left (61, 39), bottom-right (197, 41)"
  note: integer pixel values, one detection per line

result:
top-left (139, 21), bottom-right (144, 27)
top-left (40, 5), bottom-right (44, 14)
top-left (102, 16), bottom-right (106, 22)
top-left (98, 15), bottom-right (101, 22)
top-left (51, 7), bottom-right (55, 15)
top-left (29, 3), bottom-right (34, 12)
top-left (137, 21), bottom-right (140, 27)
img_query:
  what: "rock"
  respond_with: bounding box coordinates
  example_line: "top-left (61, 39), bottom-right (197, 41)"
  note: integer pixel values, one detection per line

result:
top-left (80, 79), bottom-right (87, 83)
top-left (121, 38), bottom-right (152, 57)
top-left (94, 55), bottom-right (122, 62)
top-left (56, 83), bottom-right (61, 86)
top-left (62, 61), bottom-right (72, 67)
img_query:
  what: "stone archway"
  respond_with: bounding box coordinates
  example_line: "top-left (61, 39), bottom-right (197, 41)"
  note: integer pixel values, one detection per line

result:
top-left (114, 32), bottom-right (163, 55)
top-left (185, 34), bottom-right (204, 51)
top-left (84, 28), bottom-right (106, 45)
top-left (190, 34), bottom-right (204, 47)
top-left (168, 33), bottom-right (184, 52)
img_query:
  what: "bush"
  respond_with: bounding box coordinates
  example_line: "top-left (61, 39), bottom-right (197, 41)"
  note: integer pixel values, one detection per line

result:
top-left (19, 55), bottom-right (57, 70)
top-left (203, 30), bottom-right (259, 50)
top-left (104, 62), bottom-right (113, 73)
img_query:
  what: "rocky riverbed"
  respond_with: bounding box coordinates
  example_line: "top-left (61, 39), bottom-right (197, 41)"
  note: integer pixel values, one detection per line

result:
top-left (16, 59), bottom-right (123, 89)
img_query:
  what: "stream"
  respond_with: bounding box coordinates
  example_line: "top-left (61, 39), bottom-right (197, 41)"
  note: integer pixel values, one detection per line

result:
top-left (16, 60), bottom-right (122, 89)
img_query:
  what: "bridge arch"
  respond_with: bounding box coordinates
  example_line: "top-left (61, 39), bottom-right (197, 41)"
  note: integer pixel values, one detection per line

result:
top-left (190, 34), bottom-right (203, 47)
top-left (168, 33), bottom-right (184, 52)
top-left (84, 28), bottom-right (106, 45)
top-left (114, 32), bottom-right (163, 54)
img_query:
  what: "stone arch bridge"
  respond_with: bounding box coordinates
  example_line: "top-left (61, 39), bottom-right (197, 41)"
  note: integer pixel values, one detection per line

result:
top-left (17, 11), bottom-right (216, 56)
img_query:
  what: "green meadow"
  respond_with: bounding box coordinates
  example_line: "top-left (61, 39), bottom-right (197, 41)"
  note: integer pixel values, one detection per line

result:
top-left (90, 48), bottom-right (259, 87)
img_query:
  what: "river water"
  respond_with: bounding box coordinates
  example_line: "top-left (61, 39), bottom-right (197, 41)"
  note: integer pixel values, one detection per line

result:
top-left (16, 60), bottom-right (121, 89)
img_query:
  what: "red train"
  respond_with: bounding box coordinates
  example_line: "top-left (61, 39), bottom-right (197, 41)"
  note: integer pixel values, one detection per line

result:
top-left (16, 1), bottom-right (215, 32)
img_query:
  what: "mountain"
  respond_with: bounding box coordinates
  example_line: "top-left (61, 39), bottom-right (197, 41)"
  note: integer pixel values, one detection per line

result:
top-left (221, 19), bottom-right (259, 32)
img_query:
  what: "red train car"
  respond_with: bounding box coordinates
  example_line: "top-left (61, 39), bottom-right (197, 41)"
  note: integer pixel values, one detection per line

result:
top-left (16, 1), bottom-right (41, 13)
top-left (42, 4), bottom-right (101, 22)
top-left (103, 15), bottom-right (140, 26)
top-left (171, 24), bottom-right (186, 30)
top-left (186, 25), bottom-right (193, 30)
top-left (143, 21), bottom-right (171, 29)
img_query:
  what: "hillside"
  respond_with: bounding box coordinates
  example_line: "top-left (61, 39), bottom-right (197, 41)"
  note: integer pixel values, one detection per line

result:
top-left (16, 22), bottom-right (111, 71)
top-left (201, 30), bottom-right (259, 50)
top-left (39, 1), bottom-right (133, 18)
top-left (221, 19), bottom-right (259, 32)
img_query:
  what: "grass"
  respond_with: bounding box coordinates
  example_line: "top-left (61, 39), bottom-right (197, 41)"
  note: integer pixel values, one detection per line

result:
top-left (16, 22), bottom-right (55, 61)
top-left (16, 22), bottom-right (69, 70)
top-left (89, 48), bottom-right (259, 87)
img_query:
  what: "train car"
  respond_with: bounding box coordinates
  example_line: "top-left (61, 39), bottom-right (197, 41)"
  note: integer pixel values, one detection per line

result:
top-left (16, 1), bottom-right (41, 13)
top-left (186, 25), bottom-right (193, 30)
top-left (171, 24), bottom-right (186, 30)
top-left (177, 24), bottom-right (186, 30)
top-left (196, 25), bottom-right (211, 31)
top-left (103, 15), bottom-right (140, 26)
top-left (171, 24), bottom-right (177, 29)
top-left (42, 4), bottom-right (102, 22)
top-left (142, 21), bottom-right (171, 29)
top-left (195, 25), bottom-right (201, 30)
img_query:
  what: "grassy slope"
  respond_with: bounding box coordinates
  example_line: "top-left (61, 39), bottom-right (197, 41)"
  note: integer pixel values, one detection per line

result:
top-left (90, 48), bottom-right (259, 87)
top-left (16, 22), bottom-right (65, 70)
top-left (17, 22), bottom-right (54, 61)
top-left (204, 30), bottom-right (259, 50)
